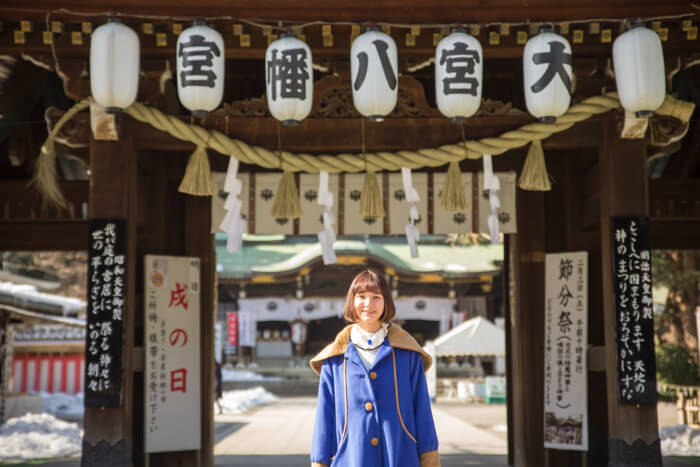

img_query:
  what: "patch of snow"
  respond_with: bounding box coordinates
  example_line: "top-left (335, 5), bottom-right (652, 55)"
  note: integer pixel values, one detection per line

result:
top-left (0, 413), bottom-right (83, 462)
top-left (660, 424), bottom-right (700, 456)
top-left (40, 392), bottom-right (84, 422)
top-left (222, 368), bottom-right (282, 382)
top-left (220, 387), bottom-right (278, 414)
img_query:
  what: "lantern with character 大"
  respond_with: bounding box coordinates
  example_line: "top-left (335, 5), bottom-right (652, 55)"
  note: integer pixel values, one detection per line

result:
top-left (523, 26), bottom-right (573, 122)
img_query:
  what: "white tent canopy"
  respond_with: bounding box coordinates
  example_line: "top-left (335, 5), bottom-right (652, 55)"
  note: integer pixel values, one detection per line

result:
top-left (432, 316), bottom-right (505, 357)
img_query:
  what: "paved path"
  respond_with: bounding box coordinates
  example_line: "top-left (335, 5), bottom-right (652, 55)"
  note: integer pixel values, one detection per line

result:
top-left (214, 396), bottom-right (509, 465)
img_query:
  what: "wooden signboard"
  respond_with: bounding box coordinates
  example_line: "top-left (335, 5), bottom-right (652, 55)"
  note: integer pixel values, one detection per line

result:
top-left (85, 219), bottom-right (125, 408)
top-left (611, 216), bottom-right (657, 404)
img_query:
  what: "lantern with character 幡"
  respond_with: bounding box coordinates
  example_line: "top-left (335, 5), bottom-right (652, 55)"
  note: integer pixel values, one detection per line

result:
top-left (176, 21), bottom-right (225, 117)
top-left (612, 23), bottom-right (665, 117)
top-left (350, 27), bottom-right (398, 121)
top-left (435, 29), bottom-right (483, 122)
top-left (265, 34), bottom-right (313, 126)
top-left (90, 19), bottom-right (140, 112)
top-left (523, 26), bottom-right (573, 122)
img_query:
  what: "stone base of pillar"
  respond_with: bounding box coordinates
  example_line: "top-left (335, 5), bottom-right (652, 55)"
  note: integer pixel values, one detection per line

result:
top-left (608, 438), bottom-right (662, 467)
top-left (81, 439), bottom-right (127, 467)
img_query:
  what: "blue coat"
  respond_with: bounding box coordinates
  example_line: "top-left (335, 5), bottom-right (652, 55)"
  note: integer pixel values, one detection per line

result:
top-left (309, 324), bottom-right (440, 467)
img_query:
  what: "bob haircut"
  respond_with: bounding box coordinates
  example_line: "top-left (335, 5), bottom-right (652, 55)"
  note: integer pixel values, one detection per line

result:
top-left (342, 269), bottom-right (396, 323)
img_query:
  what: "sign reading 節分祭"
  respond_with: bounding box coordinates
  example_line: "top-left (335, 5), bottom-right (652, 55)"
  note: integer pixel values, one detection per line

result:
top-left (544, 252), bottom-right (588, 451)
top-left (612, 217), bottom-right (657, 404)
top-left (85, 219), bottom-right (125, 408)
top-left (144, 255), bottom-right (201, 453)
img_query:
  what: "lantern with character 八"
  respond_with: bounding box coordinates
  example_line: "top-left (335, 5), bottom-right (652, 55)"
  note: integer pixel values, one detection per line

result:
top-left (523, 25), bottom-right (573, 122)
top-left (350, 27), bottom-right (398, 121)
top-left (612, 23), bottom-right (665, 117)
top-left (176, 20), bottom-right (225, 117)
top-left (90, 18), bottom-right (140, 113)
top-left (435, 28), bottom-right (483, 122)
top-left (265, 34), bottom-right (313, 126)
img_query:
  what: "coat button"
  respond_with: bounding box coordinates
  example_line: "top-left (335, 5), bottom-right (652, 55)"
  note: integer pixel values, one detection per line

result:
top-left (365, 401), bottom-right (373, 411)
top-left (369, 371), bottom-right (377, 380)
top-left (370, 437), bottom-right (379, 446)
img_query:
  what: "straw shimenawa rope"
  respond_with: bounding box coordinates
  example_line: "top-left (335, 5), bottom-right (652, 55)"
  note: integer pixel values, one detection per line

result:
top-left (32, 93), bottom-right (694, 206)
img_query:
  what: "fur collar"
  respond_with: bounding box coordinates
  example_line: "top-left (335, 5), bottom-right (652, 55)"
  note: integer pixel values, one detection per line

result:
top-left (309, 323), bottom-right (432, 375)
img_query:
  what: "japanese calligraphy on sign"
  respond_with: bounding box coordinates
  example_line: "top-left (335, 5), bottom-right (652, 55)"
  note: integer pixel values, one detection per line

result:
top-left (530, 41), bottom-right (572, 94)
top-left (544, 252), bottom-right (588, 451)
top-left (144, 255), bottom-right (201, 453)
top-left (612, 217), bottom-right (657, 404)
top-left (353, 39), bottom-right (397, 91)
top-left (85, 219), bottom-right (125, 408)
top-left (178, 34), bottom-right (221, 88)
top-left (266, 47), bottom-right (310, 101)
top-left (439, 41), bottom-right (480, 96)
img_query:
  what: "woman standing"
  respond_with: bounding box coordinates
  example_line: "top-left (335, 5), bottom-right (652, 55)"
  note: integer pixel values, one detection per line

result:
top-left (310, 269), bottom-right (440, 467)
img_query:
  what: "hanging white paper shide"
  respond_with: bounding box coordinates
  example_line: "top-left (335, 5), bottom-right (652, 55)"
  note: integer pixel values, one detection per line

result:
top-left (265, 34), bottom-right (313, 125)
top-left (612, 24), bottom-right (666, 118)
top-left (176, 21), bottom-right (225, 117)
top-left (350, 28), bottom-right (398, 120)
top-left (90, 19), bottom-right (140, 112)
top-left (435, 30), bottom-right (483, 122)
top-left (523, 27), bottom-right (573, 122)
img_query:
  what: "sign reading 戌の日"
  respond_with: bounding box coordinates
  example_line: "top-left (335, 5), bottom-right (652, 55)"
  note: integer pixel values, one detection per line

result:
top-left (144, 255), bottom-right (201, 453)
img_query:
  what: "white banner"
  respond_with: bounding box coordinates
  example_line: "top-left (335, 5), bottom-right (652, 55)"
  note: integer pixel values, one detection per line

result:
top-left (544, 252), bottom-right (588, 451)
top-left (237, 310), bottom-right (257, 347)
top-left (144, 255), bottom-right (201, 453)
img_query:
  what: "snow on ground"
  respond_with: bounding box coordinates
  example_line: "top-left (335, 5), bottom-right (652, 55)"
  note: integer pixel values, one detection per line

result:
top-left (661, 424), bottom-right (700, 456)
top-left (40, 392), bottom-right (85, 421)
top-left (220, 386), bottom-right (279, 414)
top-left (222, 368), bottom-right (283, 382)
top-left (0, 413), bottom-right (83, 462)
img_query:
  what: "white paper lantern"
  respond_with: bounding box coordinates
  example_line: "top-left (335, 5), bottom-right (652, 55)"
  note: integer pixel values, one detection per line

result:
top-left (265, 34), bottom-right (313, 126)
top-left (523, 27), bottom-right (573, 122)
top-left (350, 28), bottom-right (398, 120)
top-left (613, 24), bottom-right (665, 117)
top-left (176, 21), bottom-right (225, 117)
top-left (90, 19), bottom-right (140, 113)
top-left (435, 30), bottom-right (483, 122)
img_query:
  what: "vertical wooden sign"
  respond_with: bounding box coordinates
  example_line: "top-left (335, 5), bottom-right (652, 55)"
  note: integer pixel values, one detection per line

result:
top-left (85, 219), bottom-right (125, 407)
top-left (611, 216), bottom-right (657, 404)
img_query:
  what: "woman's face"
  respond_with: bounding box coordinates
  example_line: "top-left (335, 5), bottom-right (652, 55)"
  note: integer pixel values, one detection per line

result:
top-left (353, 289), bottom-right (385, 331)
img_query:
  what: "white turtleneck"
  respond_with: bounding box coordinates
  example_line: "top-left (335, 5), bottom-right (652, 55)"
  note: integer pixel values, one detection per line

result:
top-left (351, 323), bottom-right (389, 370)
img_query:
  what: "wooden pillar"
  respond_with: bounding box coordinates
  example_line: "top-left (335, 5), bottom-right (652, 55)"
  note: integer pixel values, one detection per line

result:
top-left (599, 120), bottom-right (661, 466)
top-left (83, 123), bottom-right (137, 466)
top-left (509, 188), bottom-right (546, 467)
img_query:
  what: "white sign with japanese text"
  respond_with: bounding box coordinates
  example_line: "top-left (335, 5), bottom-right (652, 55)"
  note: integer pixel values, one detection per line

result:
top-left (144, 255), bottom-right (201, 453)
top-left (544, 252), bottom-right (588, 451)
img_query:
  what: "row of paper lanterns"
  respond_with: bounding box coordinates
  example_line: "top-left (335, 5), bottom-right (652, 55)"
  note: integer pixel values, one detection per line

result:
top-left (90, 20), bottom-right (666, 123)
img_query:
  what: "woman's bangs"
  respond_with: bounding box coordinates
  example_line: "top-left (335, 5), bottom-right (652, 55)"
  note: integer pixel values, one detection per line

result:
top-left (351, 274), bottom-right (383, 295)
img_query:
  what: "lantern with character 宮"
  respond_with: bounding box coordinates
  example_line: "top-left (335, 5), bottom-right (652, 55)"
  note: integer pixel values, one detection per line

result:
top-left (351, 27), bottom-right (398, 121)
top-left (176, 20), bottom-right (225, 118)
top-left (523, 26), bottom-right (573, 122)
top-left (612, 23), bottom-right (665, 118)
top-left (90, 19), bottom-right (140, 113)
top-left (265, 34), bottom-right (313, 126)
top-left (435, 29), bottom-right (483, 122)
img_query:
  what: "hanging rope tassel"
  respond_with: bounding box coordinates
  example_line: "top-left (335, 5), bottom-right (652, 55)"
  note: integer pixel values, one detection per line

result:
top-left (271, 171), bottom-right (303, 219)
top-left (178, 145), bottom-right (213, 196)
top-left (31, 97), bottom-right (92, 209)
top-left (440, 160), bottom-right (468, 211)
top-left (518, 140), bottom-right (551, 191)
top-left (359, 170), bottom-right (385, 218)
